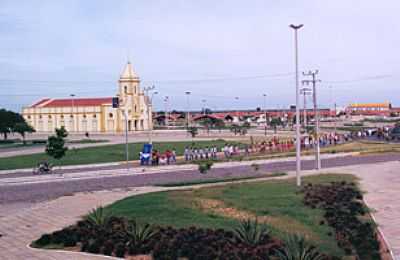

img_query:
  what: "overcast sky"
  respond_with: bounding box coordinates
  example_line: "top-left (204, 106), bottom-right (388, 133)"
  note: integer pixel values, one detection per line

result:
top-left (1, 0), bottom-right (399, 112)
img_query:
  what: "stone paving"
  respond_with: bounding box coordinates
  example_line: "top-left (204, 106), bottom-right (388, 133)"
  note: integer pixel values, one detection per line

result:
top-left (0, 186), bottom-right (167, 260)
top-left (0, 161), bottom-right (399, 259)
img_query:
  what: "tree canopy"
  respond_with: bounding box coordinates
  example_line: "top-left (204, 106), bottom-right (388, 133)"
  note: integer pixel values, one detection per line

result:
top-left (0, 108), bottom-right (34, 140)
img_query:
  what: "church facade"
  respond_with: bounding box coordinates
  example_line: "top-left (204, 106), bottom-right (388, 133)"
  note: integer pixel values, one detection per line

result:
top-left (22, 62), bottom-right (153, 133)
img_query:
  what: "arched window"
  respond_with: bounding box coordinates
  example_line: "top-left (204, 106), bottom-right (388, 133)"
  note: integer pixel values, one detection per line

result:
top-left (39, 115), bottom-right (42, 119)
top-left (27, 115), bottom-right (31, 119)
top-left (83, 114), bottom-right (87, 118)
top-left (61, 115), bottom-right (64, 119)
top-left (124, 86), bottom-right (127, 94)
top-left (93, 114), bottom-right (97, 118)
top-left (109, 113), bottom-right (113, 118)
top-left (48, 115), bottom-right (52, 119)
top-left (134, 105), bottom-right (137, 113)
top-left (70, 114), bottom-right (74, 118)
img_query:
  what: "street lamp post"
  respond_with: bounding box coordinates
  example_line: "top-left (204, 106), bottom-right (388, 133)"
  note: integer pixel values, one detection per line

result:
top-left (202, 99), bottom-right (207, 115)
top-left (164, 96), bottom-right (169, 128)
top-left (70, 94), bottom-right (75, 133)
top-left (290, 23), bottom-right (304, 187)
top-left (235, 97), bottom-right (239, 122)
top-left (144, 86), bottom-right (156, 144)
top-left (263, 94), bottom-right (267, 136)
top-left (185, 91), bottom-right (191, 130)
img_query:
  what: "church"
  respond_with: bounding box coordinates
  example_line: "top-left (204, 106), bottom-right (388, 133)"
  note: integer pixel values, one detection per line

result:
top-left (22, 62), bottom-right (153, 133)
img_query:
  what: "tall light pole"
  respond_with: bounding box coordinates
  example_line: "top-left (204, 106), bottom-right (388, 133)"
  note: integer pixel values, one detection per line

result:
top-left (144, 85), bottom-right (156, 143)
top-left (70, 94), bottom-right (75, 132)
top-left (145, 86), bottom-right (157, 144)
top-left (263, 94), bottom-right (267, 136)
top-left (202, 99), bottom-right (207, 115)
top-left (290, 24), bottom-right (303, 187)
top-left (235, 96), bottom-right (239, 122)
top-left (185, 91), bottom-right (191, 130)
top-left (164, 96), bottom-right (169, 128)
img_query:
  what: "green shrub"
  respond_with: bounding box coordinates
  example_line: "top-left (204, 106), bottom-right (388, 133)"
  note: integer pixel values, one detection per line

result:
top-left (32, 234), bottom-right (52, 247)
top-left (232, 218), bottom-right (270, 247)
top-left (198, 160), bottom-right (213, 174)
top-left (114, 242), bottom-right (126, 257)
top-left (126, 219), bottom-right (158, 255)
top-left (101, 240), bottom-right (114, 256)
top-left (274, 234), bottom-right (325, 260)
top-left (85, 206), bottom-right (112, 229)
top-left (87, 239), bottom-right (101, 254)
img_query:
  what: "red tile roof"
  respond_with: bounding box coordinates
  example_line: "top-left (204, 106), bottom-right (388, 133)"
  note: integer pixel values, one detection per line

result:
top-left (30, 98), bottom-right (51, 107)
top-left (31, 97), bottom-right (112, 108)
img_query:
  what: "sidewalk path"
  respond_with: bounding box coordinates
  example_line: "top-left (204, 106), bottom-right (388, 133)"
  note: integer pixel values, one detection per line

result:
top-left (0, 186), bottom-right (166, 260)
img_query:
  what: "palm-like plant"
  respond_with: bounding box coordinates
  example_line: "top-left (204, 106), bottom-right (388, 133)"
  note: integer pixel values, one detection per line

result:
top-left (274, 234), bottom-right (325, 260)
top-left (126, 219), bottom-right (158, 250)
top-left (232, 218), bottom-right (270, 246)
top-left (85, 206), bottom-right (112, 229)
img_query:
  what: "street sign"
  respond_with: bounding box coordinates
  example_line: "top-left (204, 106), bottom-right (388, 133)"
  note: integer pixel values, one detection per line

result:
top-left (112, 97), bottom-right (119, 108)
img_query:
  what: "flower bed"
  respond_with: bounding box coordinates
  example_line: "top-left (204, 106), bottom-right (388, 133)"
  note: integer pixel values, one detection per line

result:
top-left (302, 181), bottom-right (381, 260)
top-left (31, 213), bottom-right (334, 259)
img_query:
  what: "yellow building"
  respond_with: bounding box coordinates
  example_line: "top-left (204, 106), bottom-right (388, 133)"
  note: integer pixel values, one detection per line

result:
top-left (22, 62), bottom-right (153, 133)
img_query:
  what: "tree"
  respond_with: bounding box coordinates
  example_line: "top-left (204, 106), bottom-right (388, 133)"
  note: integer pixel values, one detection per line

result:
top-left (46, 127), bottom-right (68, 165)
top-left (187, 126), bottom-right (198, 138)
top-left (0, 109), bottom-right (24, 140)
top-left (199, 118), bottom-right (214, 135)
top-left (14, 122), bottom-right (35, 144)
top-left (269, 117), bottom-right (283, 133)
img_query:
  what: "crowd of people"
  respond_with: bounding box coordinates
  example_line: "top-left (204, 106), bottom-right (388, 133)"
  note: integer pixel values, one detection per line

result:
top-left (146, 149), bottom-right (177, 165)
top-left (183, 146), bottom-right (219, 161)
top-left (140, 131), bottom-right (371, 166)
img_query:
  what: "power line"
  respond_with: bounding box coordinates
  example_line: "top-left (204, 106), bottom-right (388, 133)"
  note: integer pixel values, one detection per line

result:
top-left (325, 74), bottom-right (393, 84)
top-left (0, 72), bottom-right (294, 86)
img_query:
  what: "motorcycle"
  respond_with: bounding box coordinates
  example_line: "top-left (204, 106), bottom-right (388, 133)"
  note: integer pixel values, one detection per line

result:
top-left (33, 162), bottom-right (53, 175)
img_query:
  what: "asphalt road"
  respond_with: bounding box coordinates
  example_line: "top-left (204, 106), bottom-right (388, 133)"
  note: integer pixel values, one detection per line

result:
top-left (1, 153), bottom-right (399, 205)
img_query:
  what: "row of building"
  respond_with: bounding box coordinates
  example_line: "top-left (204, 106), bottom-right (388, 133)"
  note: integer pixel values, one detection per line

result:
top-left (21, 62), bottom-right (399, 133)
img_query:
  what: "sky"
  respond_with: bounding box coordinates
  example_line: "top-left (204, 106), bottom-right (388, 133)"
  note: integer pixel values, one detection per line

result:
top-left (0, 0), bottom-right (399, 112)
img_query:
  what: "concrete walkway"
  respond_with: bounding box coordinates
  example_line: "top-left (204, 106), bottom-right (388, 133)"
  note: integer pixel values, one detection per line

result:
top-left (0, 161), bottom-right (399, 259)
top-left (0, 186), bottom-right (167, 260)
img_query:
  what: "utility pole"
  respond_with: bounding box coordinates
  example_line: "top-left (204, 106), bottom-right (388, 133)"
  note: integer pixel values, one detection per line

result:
top-left (290, 24), bottom-right (303, 187)
top-left (263, 93), bottom-right (267, 136)
top-left (164, 96), bottom-right (169, 128)
top-left (144, 85), bottom-right (156, 144)
top-left (300, 87), bottom-right (311, 128)
top-left (70, 94), bottom-right (75, 132)
top-left (202, 99), bottom-right (207, 115)
top-left (185, 91), bottom-right (191, 130)
top-left (302, 70), bottom-right (321, 170)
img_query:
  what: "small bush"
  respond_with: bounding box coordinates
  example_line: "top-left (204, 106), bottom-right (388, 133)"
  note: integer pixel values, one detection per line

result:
top-left (274, 234), bottom-right (325, 260)
top-left (232, 218), bottom-right (270, 247)
top-left (87, 239), bottom-right (101, 254)
top-left (101, 240), bottom-right (114, 256)
top-left (198, 160), bottom-right (213, 174)
top-left (33, 234), bottom-right (52, 247)
top-left (114, 242), bottom-right (126, 258)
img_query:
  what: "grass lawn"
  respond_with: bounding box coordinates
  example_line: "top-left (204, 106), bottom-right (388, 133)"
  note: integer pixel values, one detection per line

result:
top-left (0, 139), bottom-right (230, 170)
top-left (105, 174), bottom-right (358, 257)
